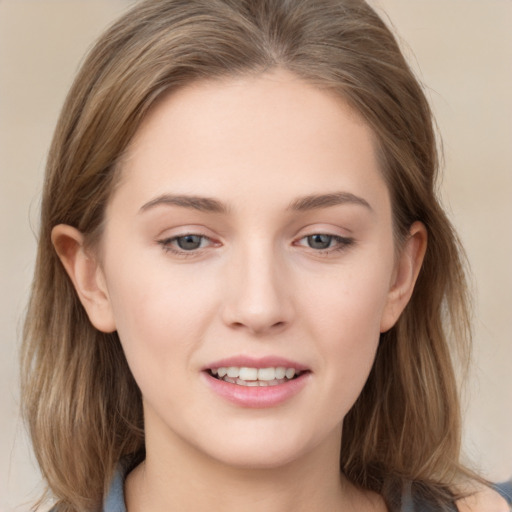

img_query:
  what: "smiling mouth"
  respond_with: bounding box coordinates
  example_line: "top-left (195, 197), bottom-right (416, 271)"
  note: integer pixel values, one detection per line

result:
top-left (207, 366), bottom-right (305, 387)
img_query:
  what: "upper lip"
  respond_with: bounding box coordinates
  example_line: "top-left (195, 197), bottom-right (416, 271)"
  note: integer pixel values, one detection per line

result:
top-left (203, 356), bottom-right (309, 372)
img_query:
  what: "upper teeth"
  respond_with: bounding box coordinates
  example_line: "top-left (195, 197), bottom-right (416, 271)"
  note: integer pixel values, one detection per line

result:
top-left (212, 366), bottom-right (297, 381)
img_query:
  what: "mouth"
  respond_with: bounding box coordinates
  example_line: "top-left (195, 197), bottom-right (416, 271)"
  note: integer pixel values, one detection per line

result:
top-left (203, 359), bottom-right (311, 407)
top-left (207, 366), bottom-right (306, 387)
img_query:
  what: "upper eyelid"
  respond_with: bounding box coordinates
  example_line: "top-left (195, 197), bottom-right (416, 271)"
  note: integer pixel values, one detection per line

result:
top-left (292, 220), bottom-right (353, 236)
top-left (156, 225), bottom-right (217, 241)
top-left (161, 233), bottom-right (210, 240)
top-left (294, 228), bottom-right (353, 241)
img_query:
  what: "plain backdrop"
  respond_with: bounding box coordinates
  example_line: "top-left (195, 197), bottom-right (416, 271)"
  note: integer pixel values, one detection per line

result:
top-left (1, 0), bottom-right (511, 510)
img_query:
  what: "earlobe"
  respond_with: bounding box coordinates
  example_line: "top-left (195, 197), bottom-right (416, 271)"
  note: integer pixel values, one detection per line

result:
top-left (380, 221), bottom-right (427, 333)
top-left (51, 224), bottom-right (116, 333)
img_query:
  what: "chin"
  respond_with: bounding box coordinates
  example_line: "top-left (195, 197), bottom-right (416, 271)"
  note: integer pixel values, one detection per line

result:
top-left (196, 428), bottom-right (326, 471)
top-left (209, 447), bottom-right (304, 471)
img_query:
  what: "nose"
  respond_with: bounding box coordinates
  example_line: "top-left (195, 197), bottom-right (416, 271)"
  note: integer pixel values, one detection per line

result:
top-left (221, 241), bottom-right (293, 336)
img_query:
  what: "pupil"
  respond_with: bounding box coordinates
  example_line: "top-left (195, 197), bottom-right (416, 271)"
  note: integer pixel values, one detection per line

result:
top-left (177, 235), bottom-right (202, 250)
top-left (308, 234), bottom-right (332, 250)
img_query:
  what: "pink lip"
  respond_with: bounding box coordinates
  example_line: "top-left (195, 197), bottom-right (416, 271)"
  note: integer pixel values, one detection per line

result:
top-left (201, 355), bottom-right (311, 409)
top-left (202, 371), bottom-right (310, 408)
top-left (202, 355), bottom-right (309, 372)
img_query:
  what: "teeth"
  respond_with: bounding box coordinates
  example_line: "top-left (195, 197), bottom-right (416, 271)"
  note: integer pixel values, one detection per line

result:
top-left (257, 367), bottom-right (276, 381)
top-left (275, 367), bottom-right (286, 379)
top-left (236, 378), bottom-right (283, 387)
top-left (227, 367), bottom-right (239, 378)
top-left (285, 368), bottom-right (296, 379)
top-left (210, 366), bottom-right (301, 385)
top-left (239, 367), bottom-right (258, 380)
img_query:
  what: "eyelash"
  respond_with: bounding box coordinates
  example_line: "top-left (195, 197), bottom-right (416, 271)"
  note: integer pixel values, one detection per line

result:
top-left (158, 234), bottom-right (215, 257)
top-left (295, 234), bottom-right (354, 254)
top-left (157, 233), bottom-right (354, 257)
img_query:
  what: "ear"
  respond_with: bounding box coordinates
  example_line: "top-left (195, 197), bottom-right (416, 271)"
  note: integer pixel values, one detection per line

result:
top-left (380, 221), bottom-right (427, 333)
top-left (51, 224), bottom-right (116, 333)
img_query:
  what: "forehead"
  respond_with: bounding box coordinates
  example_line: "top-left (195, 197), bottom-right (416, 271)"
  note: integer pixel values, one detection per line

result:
top-left (113, 69), bottom-right (388, 214)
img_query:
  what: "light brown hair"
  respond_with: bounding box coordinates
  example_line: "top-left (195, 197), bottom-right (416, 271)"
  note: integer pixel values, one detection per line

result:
top-left (22, 0), bottom-right (473, 510)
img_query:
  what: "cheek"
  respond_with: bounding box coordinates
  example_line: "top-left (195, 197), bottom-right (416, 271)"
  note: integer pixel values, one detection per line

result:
top-left (105, 245), bottom-right (214, 336)
top-left (103, 271), bottom-right (202, 421)
top-left (101, 246), bottom-right (228, 398)
top-left (303, 258), bottom-right (391, 345)
top-left (300, 256), bottom-right (393, 410)
top-left (101, 255), bottom-right (188, 371)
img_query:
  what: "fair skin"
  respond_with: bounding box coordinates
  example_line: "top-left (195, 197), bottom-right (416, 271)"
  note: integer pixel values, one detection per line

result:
top-left (53, 69), bottom-right (438, 511)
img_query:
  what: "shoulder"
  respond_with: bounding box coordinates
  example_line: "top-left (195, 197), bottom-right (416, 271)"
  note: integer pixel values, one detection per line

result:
top-left (456, 486), bottom-right (511, 512)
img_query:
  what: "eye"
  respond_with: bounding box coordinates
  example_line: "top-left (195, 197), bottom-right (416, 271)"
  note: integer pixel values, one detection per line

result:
top-left (296, 233), bottom-right (354, 252)
top-left (158, 234), bottom-right (213, 254)
top-left (174, 234), bottom-right (205, 251)
top-left (306, 234), bottom-right (334, 250)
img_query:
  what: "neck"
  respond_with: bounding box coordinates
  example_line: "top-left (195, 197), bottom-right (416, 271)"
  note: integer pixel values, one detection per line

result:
top-left (124, 406), bottom-right (384, 512)
top-left (125, 431), bottom-right (369, 512)
top-left (127, 459), bottom-right (349, 512)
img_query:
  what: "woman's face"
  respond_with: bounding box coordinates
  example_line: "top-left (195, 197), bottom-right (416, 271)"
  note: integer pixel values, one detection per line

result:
top-left (86, 70), bottom-right (419, 469)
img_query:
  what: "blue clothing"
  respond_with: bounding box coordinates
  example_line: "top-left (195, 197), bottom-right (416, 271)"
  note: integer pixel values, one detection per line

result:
top-left (102, 464), bottom-right (126, 512)
top-left (51, 463), bottom-right (512, 511)
top-left (496, 480), bottom-right (512, 506)
top-left (99, 463), bottom-right (461, 512)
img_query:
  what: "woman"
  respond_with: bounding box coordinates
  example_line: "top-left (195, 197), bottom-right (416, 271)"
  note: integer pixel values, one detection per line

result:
top-left (21, 0), bottom-right (511, 511)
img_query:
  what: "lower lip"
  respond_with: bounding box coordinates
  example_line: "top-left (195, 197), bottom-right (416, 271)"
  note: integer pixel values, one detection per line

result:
top-left (202, 371), bottom-right (310, 408)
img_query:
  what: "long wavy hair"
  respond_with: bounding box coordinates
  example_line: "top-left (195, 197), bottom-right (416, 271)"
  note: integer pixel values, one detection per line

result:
top-left (21, 0), bottom-right (474, 510)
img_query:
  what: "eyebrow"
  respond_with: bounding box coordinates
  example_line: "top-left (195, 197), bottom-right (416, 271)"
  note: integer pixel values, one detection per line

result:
top-left (287, 192), bottom-right (373, 212)
top-left (139, 191), bottom-right (372, 215)
top-left (139, 194), bottom-right (228, 214)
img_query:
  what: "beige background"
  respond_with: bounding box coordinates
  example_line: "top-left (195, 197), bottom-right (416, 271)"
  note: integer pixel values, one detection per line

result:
top-left (1, 0), bottom-right (510, 510)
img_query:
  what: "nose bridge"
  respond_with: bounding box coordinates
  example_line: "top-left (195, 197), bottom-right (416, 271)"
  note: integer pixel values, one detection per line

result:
top-left (222, 237), bottom-right (291, 334)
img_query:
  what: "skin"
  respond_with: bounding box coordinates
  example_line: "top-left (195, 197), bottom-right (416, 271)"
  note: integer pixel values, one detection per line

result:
top-left (53, 69), bottom-right (429, 511)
